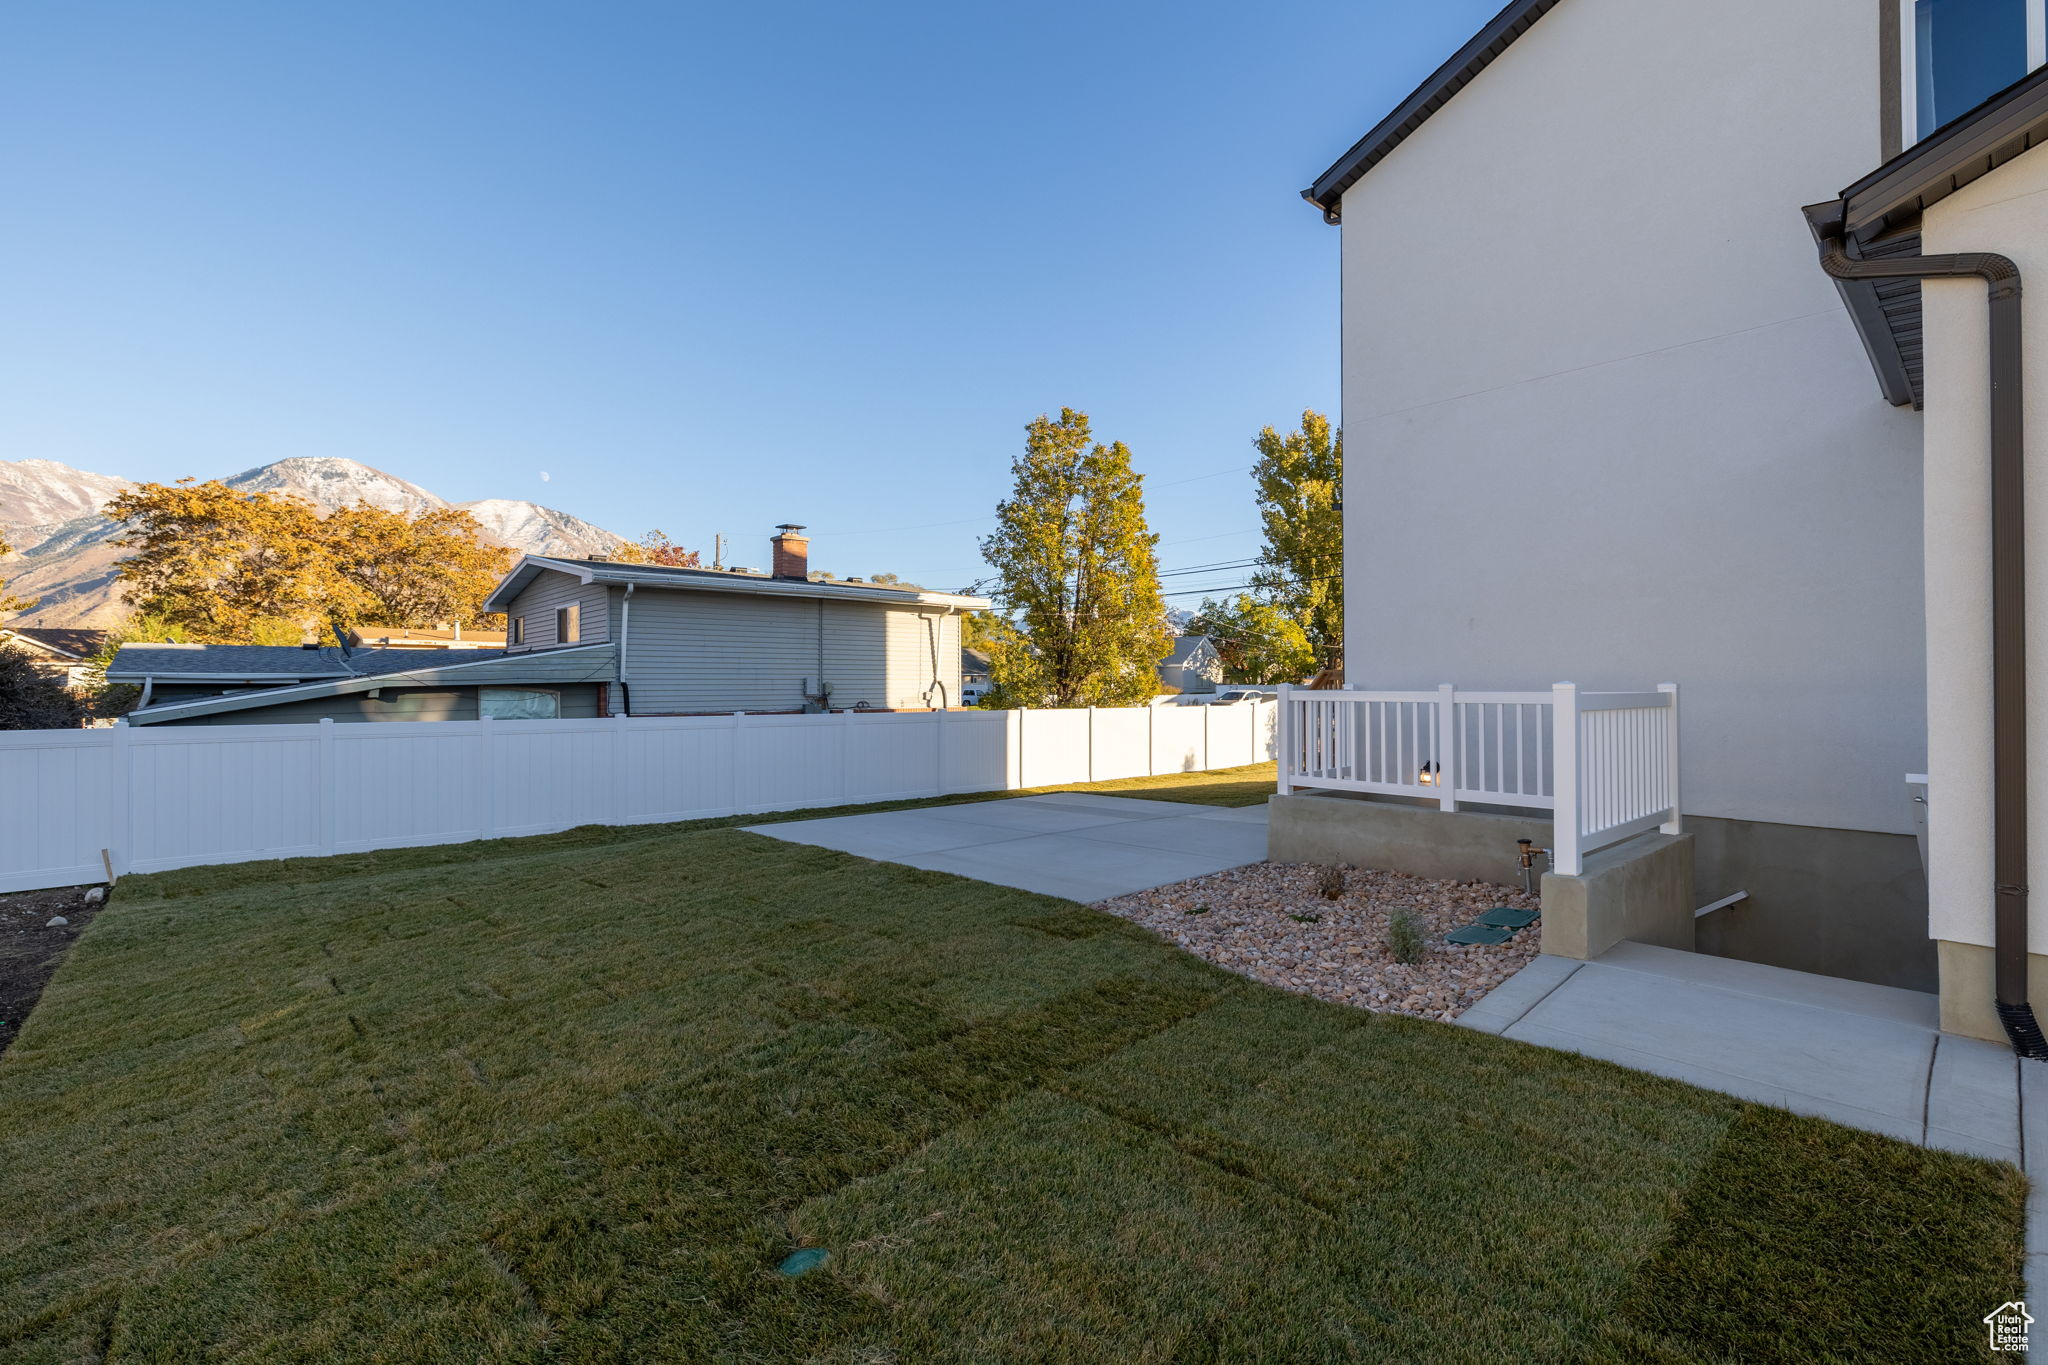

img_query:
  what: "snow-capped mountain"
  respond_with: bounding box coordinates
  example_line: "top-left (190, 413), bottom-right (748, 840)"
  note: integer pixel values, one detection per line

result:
top-left (224, 456), bottom-right (446, 516)
top-left (0, 456), bottom-right (627, 626)
top-left (454, 499), bottom-right (624, 559)
top-left (0, 459), bottom-right (135, 552)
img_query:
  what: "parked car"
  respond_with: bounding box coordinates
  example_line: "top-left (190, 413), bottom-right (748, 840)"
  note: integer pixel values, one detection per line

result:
top-left (1209, 688), bottom-right (1275, 706)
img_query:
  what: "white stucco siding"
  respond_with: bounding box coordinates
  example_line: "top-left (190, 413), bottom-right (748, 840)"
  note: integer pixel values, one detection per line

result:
top-left (1920, 142), bottom-right (2048, 951)
top-left (1337, 0), bottom-right (1925, 834)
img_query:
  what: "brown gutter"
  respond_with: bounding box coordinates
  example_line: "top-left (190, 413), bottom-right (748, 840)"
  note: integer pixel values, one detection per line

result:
top-left (1805, 202), bottom-right (2045, 1057)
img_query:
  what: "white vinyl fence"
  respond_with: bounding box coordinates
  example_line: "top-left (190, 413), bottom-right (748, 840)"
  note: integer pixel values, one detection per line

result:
top-left (0, 701), bottom-right (1278, 893)
top-left (1278, 683), bottom-right (1678, 875)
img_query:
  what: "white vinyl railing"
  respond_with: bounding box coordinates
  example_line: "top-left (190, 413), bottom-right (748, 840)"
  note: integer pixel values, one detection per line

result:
top-left (1277, 682), bottom-right (1678, 875)
top-left (0, 701), bottom-right (1278, 894)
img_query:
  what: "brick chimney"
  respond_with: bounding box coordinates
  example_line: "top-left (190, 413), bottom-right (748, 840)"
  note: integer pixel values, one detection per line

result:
top-left (771, 524), bottom-right (809, 580)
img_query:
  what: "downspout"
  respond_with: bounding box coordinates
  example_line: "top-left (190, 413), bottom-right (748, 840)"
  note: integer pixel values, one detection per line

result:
top-left (616, 583), bottom-right (634, 716)
top-left (1811, 210), bottom-right (2046, 1058)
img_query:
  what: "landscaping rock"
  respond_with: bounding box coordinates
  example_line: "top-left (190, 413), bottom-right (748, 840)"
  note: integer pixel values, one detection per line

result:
top-left (45, 916), bottom-right (68, 928)
top-left (84, 888), bottom-right (105, 903)
top-left (1095, 862), bottom-right (1539, 1022)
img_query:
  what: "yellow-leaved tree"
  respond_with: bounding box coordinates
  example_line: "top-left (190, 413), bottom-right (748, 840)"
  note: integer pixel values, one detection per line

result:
top-left (977, 408), bottom-right (1170, 708)
top-left (105, 479), bottom-right (512, 642)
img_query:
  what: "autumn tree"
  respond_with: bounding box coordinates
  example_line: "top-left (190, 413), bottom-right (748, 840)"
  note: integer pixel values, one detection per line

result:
top-left (1186, 594), bottom-right (1314, 685)
top-left (1249, 410), bottom-right (1342, 663)
top-left (324, 503), bottom-right (513, 628)
top-left (106, 480), bottom-right (512, 640)
top-left (978, 408), bottom-right (1171, 708)
top-left (611, 529), bottom-right (702, 568)
top-left (0, 530), bottom-right (32, 616)
top-left (105, 480), bottom-right (336, 640)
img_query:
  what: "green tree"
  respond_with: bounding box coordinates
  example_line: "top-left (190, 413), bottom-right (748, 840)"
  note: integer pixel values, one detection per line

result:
top-left (1186, 595), bottom-right (1314, 684)
top-left (1249, 410), bottom-right (1342, 663)
top-left (0, 645), bottom-right (87, 729)
top-left (978, 408), bottom-right (1171, 708)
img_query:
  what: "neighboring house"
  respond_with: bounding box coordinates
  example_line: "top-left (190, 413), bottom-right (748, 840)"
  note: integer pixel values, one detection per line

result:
top-left (1300, 0), bottom-right (2048, 1044)
top-left (486, 525), bottom-right (988, 713)
top-left (0, 626), bottom-right (104, 690)
top-left (344, 624), bottom-right (507, 650)
top-left (961, 648), bottom-right (992, 705)
top-left (1158, 636), bottom-right (1222, 694)
top-left (107, 643), bottom-right (614, 725)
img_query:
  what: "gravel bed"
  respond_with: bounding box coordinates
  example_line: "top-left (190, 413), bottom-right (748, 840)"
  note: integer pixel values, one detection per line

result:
top-left (1095, 862), bottom-right (1540, 1022)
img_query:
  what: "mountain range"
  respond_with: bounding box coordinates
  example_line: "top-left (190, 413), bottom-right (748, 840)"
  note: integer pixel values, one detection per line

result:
top-left (0, 456), bottom-right (626, 626)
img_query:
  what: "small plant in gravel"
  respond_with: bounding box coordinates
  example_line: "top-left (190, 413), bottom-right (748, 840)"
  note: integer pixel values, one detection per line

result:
top-left (1388, 908), bottom-right (1426, 965)
top-left (1289, 913), bottom-right (1321, 924)
top-left (1314, 865), bottom-right (1345, 900)
top-left (1186, 903), bottom-right (1211, 915)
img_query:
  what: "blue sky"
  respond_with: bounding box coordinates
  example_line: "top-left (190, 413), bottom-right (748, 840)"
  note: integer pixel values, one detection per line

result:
top-left (1, 0), bottom-right (1500, 598)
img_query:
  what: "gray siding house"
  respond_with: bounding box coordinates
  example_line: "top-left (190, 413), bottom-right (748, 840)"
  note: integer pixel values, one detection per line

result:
top-left (1158, 636), bottom-right (1222, 694)
top-left (488, 525), bottom-right (986, 714)
top-left (108, 643), bottom-right (615, 726)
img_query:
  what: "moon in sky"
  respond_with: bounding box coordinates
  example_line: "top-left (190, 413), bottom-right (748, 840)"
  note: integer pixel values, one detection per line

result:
top-left (539, 471), bottom-right (551, 482)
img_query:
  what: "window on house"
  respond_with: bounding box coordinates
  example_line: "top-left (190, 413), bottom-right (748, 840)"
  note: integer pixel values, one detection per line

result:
top-left (556, 603), bottom-right (580, 644)
top-left (1904, 0), bottom-right (2045, 144)
top-left (479, 687), bottom-right (559, 720)
top-left (510, 616), bottom-right (525, 646)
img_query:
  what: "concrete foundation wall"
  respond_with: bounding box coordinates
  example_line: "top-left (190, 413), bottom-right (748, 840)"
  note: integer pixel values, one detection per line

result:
top-left (1540, 834), bottom-right (1695, 960)
top-left (1936, 941), bottom-right (2048, 1043)
top-left (1271, 792), bottom-right (1933, 990)
top-left (1267, 792), bottom-right (1547, 886)
top-left (1690, 816), bottom-right (1932, 992)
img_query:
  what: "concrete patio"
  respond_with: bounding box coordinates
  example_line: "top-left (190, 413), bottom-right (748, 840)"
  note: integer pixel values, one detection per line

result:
top-left (1458, 940), bottom-right (2047, 1301)
top-left (746, 793), bottom-right (1270, 902)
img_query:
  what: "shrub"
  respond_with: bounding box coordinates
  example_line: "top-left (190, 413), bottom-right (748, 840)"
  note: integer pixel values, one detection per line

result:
top-left (1314, 864), bottom-right (1345, 900)
top-left (0, 647), bottom-right (87, 730)
top-left (1388, 909), bottom-right (1426, 965)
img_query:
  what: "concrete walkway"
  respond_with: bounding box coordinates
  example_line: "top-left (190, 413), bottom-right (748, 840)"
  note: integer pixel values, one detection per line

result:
top-left (1459, 941), bottom-right (2046, 1300)
top-left (746, 793), bottom-right (1270, 902)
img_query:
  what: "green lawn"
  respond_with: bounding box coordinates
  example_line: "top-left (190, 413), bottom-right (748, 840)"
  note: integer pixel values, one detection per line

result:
top-left (0, 767), bottom-right (2024, 1362)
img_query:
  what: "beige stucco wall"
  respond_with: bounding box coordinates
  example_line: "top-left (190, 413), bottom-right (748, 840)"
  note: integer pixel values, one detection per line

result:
top-left (1921, 143), bottom-right (2048, 970)
top-left (1335, 0), bottom-right (1925, 837)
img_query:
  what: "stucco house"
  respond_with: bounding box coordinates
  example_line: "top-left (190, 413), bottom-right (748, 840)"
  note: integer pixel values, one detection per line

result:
top-left (1293, 0), bottom-right (2048, 1049)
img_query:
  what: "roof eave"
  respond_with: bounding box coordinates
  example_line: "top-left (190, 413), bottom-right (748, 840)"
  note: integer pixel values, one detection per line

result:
top-left (124, 643), bottom-right (620, 724)
top-left (1303, 0), bottom-right (1564, 223)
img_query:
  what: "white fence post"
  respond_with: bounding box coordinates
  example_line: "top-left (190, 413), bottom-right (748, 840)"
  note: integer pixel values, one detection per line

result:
top-left (477, 715), bottom-right (495, 839)
top-left (841, 707), bottom-right (854, 803)
top-left (316, 717), bottom-right (337, 854)
top-left (1086, 706), bottom-right (1097, 783)
top-left (1551, 683), bottom-right (1580, 876)
top-left (1276, 684), bottom-right (1294, 795)
top-left (1659, 682), bottom-right (1682, 835)
top-left (934, 705), bottom-right (946, 796)
top-left (1436, 683), bottom-right (1458, 813)
top-left (612, 710), bottom-right (629, 826)
top-left (110, 720), bottom-right (133, 878)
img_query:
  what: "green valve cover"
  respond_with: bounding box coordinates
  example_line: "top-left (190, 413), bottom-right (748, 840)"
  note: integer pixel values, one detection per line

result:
top-left (1476, 907), bottom-right (1539, 929)
top-left (1444, 925), bottom-right (1514, 946)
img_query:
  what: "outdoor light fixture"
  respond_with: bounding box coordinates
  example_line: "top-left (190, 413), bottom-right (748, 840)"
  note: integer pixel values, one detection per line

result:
top-left (1418, 760), bottom-right (1440, 787)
